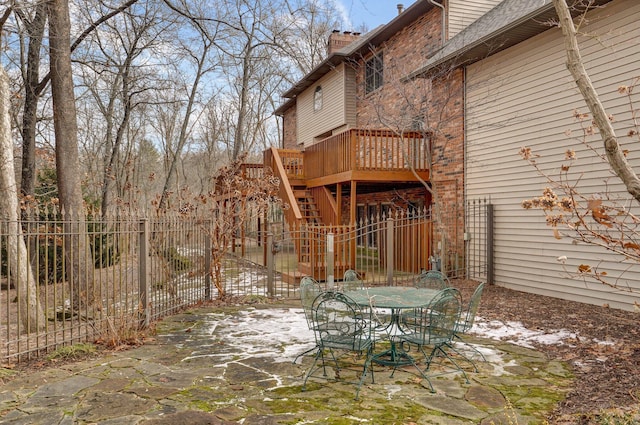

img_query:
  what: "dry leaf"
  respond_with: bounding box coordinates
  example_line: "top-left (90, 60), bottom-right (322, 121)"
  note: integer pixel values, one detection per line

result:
top-left (578, 264), bottom-right (592, 273)
top-left (623, 242), bottom-right (640, 250)
top-left (587, 199), bottom-right (602, 210)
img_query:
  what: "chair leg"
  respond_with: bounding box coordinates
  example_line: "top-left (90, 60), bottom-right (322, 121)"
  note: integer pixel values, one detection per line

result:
top-left (293, 345), bottom-right (317, 364)
top-left (448, 342), bottom-right (479, 372)
top-left (355, 348), bottom-right (374, 400)
top-left (454, 334), bottom-right (487, 362)
top-left (391, 346), bottom-right (434, 393)
top-left (437, 345), bottom-right (470, 384)
top-left (327, 348), bottom-right (341, 376)
top-left (302, 349), bottom-right (322, 391)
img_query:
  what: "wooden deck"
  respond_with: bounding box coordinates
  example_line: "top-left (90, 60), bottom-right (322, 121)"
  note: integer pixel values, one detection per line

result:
top-left (259, 128), bottom-right (432, 282)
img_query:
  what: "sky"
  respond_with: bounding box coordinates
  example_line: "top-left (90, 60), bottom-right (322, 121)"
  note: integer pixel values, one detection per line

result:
top-left (334, 0), bottom-right (416, 31)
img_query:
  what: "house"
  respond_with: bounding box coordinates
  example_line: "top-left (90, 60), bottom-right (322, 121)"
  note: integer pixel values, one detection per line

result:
top-left (269, 0), bottom-right (501, 280)
top-left (267, 0), bottom-right (639, 310)
top-left (410, 0), bottom-right (640, 310)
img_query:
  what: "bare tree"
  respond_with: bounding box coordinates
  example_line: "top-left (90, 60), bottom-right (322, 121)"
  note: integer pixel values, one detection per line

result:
top-left (14, 0), bottom-right (142, 204)
top-left (213, 0), bottom-right (295, 160)
top-left (47, 0), bottom-right (94, 307)
top-left (0, 63), bottom-right (46, 332)
top-left (553, 0), bottom-right (640, 201)
top-left (154, 0), bottom-right (220, 212)
top-left (73, 0), bottom-right (167, 215)
top-left (280, 0), bottom-right (342, 76)
top-left (14, 2), bottom-right (47, 202)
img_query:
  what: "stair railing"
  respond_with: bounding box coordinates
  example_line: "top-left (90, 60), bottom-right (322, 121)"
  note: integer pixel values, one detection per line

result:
top-left (310, 186), bottom-right (338, 225)
top-left (266, 147), bottom-right (302, 226)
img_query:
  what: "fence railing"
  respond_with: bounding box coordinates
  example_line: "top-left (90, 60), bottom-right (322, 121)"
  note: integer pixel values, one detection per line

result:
top-left (304, 129), bottom-right (428, 180)
top-left (1, 208), bottom-right (440, 363)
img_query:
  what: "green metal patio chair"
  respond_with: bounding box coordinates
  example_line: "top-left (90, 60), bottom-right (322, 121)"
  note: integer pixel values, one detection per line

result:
top-left (293, 276), bottom-right (323, 364)
top-left (302, 290), bottom-right (375, 400)
top-left (341, 269), bottom-right (364, 291)
top-left (403, 270), bottom-right (449, 323)
top-left (452, 281), bottom-right (487, 370)
top-left (414, 270), bottom-right (449, 290)
top-left (393, 287), bottom-right (467, 392)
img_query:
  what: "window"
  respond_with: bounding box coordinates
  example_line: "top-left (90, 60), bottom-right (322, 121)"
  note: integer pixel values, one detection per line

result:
top-left (365, 52), bottom-right (383, 94)
top-left (314, 86), bottom-right (322, 111)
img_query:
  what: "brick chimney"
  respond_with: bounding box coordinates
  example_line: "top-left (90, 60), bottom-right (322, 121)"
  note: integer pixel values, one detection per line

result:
top-left (327, 30), bottom-right (361, 54)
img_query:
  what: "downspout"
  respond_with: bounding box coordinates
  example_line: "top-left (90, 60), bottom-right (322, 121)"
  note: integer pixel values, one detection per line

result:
top-left (279, 114), bottom-right (284, 149)
top-left (427, 0), bottom-right (446, 44)
top-left (427, 0), bottom-right (446, 268)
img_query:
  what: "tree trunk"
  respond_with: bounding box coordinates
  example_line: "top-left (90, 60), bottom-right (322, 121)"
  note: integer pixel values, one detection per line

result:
top-left (19, 2), bottom-right (47, 202)
top-left (0, 66), bottom-right (46, 333)
top-left (48, 0), bottom-right (94, 308)
top-left (554, 0), bottom-right (640, 203)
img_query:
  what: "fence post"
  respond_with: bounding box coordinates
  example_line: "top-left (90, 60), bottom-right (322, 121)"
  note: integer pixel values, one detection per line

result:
top-left (138, 218), bottom-right (150, 328)
top-left (386, 217), bottom-right (394, 285)
top-left (326, 232), bottom-right (334, 289)
top-left (266, 232), bottom-right (275, 297)
top-left (205, 223), bottom-right (212, 300)
top-left (487, 203), bottom-right (495, 284)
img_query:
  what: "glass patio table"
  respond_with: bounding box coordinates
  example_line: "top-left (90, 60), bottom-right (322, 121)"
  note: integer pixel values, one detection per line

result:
top-left (343, 286), bottom-right (440, 366)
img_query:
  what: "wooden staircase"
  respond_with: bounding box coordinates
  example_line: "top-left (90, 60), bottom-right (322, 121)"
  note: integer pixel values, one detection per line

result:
top-left (266, 147), bottom-right (354, 283)
top-left (294, 189), bottom-right (321, 225)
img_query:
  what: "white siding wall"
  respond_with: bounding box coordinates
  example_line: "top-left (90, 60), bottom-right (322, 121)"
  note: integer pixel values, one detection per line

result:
top-left (297, 64), bottom-right (350, 148)
top-left (465, 0), bottom-right (640, 310)
top-left (448, 0), bottom-right (501, 38)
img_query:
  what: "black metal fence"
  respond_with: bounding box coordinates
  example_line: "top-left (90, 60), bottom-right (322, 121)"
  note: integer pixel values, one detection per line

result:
top-left (465, 198), bottom-right (494, 284)
top-left (1, 208), bottom-right (443, 363)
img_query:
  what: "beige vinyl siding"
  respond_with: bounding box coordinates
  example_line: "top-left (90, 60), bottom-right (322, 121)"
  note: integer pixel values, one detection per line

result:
top-left (344, 66), bottom-right (357, 124)
top-left (465, 0), bottom-right (640, 310)
top-left (297, 63), bottom-right (355, 148)
top-left (448, 0), bottom-right (501, 38)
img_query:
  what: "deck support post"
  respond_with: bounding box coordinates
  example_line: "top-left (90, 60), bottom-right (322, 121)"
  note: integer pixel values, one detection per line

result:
top-left (266, 232), bottom-right (275, 297)
top-left (327, 232), bottom-right (335, 289)
top-left (386, 217), bottom-right (394, 286)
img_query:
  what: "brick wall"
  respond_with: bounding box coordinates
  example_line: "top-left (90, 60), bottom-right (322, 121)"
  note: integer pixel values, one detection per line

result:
top-left (281, 105), bottom-right (298, 150)
top-left (327, 31), bottom-right (362, 54)
top-left (351, 9), bottom-right (466, 269)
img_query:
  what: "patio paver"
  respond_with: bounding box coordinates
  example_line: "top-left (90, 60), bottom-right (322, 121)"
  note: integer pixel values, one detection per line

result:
top-left (0, 301), bottom-right (573, 424)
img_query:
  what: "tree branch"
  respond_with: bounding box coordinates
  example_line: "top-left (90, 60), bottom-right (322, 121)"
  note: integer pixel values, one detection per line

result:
top-left (554, 0), bottom-right (640, 203)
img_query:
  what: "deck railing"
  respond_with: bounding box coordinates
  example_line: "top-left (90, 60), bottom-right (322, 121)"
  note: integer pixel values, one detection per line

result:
top-left (304, 129), bottom-right (428, 180)
top-left (240, 163), bottom-right (264, 180)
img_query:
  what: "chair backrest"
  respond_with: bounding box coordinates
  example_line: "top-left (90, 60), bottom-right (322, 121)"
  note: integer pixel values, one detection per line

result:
top-left (427, 288), bottom-right (462, 344)
top-left (415, 270), bottom-right (448, 290)
top-left (458, 282), bottom-right (485, 333)
top-left (311, 291), bottom-right (372, 351)
top-left (341, 269), bottom-right (364, 291)
top-left (403, 287), bottom-right (461, 344)
top-left (428, 270), bottom-right (451, 285)
top-left (300, 276), bottom-right (322, 329)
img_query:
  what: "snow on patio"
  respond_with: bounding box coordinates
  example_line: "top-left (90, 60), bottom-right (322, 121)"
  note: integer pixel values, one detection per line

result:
top-left (179, 305), bottom-right (602, 371)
